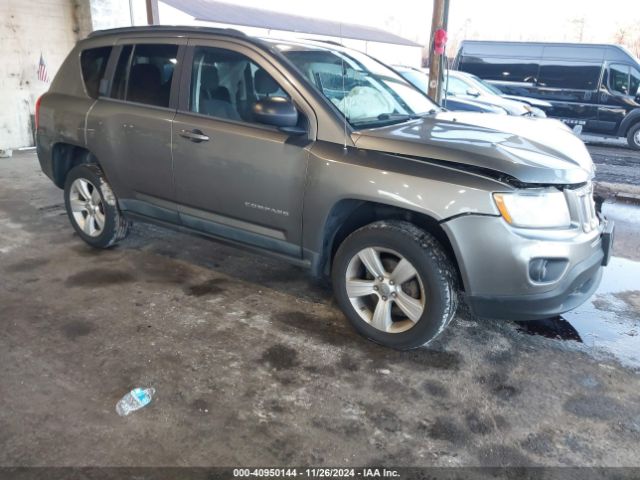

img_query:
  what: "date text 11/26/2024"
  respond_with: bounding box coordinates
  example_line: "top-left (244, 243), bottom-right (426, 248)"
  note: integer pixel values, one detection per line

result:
top-left (233, 468), bottom-right (400, 478)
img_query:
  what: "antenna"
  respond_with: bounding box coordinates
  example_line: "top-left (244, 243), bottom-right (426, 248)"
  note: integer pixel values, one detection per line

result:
top-left (443, 47), bottom-right (449, 107)
top-left (339, 22), bottom-right (348, 151)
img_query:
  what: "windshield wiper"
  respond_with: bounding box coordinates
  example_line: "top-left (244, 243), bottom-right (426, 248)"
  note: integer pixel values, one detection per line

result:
top-left (353, 111), bottom-right (434, 129)
top-left (392, 109), bottom-right (440, 118)
top-left (376, 113), bottom-right (424, 122)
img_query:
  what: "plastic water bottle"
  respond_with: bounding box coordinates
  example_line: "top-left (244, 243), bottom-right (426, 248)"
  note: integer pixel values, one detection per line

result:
top-left (116, 387), bottom-right (156, 416)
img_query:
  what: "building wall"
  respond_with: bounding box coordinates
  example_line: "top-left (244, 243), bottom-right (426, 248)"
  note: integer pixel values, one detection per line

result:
top-left (0, 0), bottom-right (135, 151)
top-left (0, 0), bottom-right (78, 150)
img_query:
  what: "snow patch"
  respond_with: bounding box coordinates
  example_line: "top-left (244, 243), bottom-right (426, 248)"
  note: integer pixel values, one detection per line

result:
top-left (99, 179), bottom-right (117, 206)
top-left (0, 216), bottom-right (31, 254)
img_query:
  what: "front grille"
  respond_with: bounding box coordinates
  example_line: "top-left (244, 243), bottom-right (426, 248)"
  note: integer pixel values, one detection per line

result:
top-left (565, 183), bottom-right (599, 233)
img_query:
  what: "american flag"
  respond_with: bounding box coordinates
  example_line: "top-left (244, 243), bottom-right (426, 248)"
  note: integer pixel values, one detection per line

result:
top-left (37, 53), bottom-right (50, 83)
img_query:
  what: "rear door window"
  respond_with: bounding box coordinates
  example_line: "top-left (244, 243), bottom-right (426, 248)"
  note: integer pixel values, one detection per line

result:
top-left (109, 44), bottom-right (178, 108)
top-left (80, 46), bottom-right (112, 98)
top-left (111, 45), bottom-right (133, 100)
top-left (538, 62), bottom-right (602, 90)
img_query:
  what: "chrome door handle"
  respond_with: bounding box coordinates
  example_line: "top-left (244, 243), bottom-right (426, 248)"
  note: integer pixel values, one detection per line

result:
top-left (179, 129), bottom-right (209, 143)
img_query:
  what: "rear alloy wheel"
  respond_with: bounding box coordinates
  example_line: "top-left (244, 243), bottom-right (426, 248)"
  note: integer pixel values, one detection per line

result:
top-left (69, 178), bottom-right (106, 238)
top-left (64, 164), bottom-right (129, 248)
top-left (628, 123), bottom-right (640, 151)
top-left (332, 220), bottom-right (458, 350)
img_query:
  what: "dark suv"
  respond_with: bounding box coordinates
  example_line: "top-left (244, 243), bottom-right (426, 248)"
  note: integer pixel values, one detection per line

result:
top-left (454, 41), bottom-right (640, 149)
top-left (36, 27), bottom-right (613, 349)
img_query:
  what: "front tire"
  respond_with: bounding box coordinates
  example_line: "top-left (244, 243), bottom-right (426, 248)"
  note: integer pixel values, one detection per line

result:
top-left (627, 123), bottom-right (640, 151)
top-left (332, 220), bottom-right (458, 350)
top-left (63, 164), bottom-right (129, 248)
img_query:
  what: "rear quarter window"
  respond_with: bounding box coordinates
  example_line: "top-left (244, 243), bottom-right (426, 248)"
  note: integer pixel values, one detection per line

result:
top-left (80, 46), bottom-right (112, 98)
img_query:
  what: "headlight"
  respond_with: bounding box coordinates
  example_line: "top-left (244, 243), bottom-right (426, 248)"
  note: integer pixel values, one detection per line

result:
top-left (493, 190), bottom-right (571, 228)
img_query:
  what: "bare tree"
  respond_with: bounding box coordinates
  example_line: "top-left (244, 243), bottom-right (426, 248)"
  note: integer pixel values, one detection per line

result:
top-left (614, 26), bottom-right (628, 44)
top-left (634, 37), bottom-right (640, 57)
top-left (570, 16), bottom-right (586, 42)
top-left (612, 21), bottom-right (640, 58)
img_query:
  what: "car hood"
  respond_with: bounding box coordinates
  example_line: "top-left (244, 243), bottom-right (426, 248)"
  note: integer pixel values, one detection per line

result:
top-left (470, 94), bottom-right (531, 116)
top-left (443, 97), bottom-right (504, 113)
top-left (352, 111), bottom-right (594, 185)
top-left (503, 94), bottom-right (553, 109)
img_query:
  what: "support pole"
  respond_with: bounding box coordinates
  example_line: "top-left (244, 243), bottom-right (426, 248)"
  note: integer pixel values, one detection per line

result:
top-left (145, 0), bottom-right (159, 25)
top-left (427, 0), bottom-right (449, 103)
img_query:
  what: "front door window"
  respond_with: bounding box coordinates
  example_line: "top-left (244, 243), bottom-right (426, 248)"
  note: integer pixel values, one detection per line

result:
top-left (630, 67), bottom-right (640, 97)
top-left (609, 64), bottom-right (631, 96)
top-left (189, 46), bottom-right (289, 124)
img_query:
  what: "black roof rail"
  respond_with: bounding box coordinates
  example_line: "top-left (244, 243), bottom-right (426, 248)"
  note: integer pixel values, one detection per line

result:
top-left (87, 25), bottom-right (248, 39)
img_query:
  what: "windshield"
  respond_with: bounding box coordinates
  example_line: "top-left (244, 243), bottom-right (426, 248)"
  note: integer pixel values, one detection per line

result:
top-left (281, 47), bottom-right (438, 128)
top-left (397, 69), bottom-right (430, 95)
top-left (466, 73), bottom-right (504, 96)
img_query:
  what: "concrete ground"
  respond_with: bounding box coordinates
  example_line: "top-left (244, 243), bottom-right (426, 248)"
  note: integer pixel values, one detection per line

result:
top-left (1, 151), bottom-right (640, 467)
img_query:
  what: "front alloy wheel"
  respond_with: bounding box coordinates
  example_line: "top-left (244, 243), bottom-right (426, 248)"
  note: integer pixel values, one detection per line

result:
top-left (332, 220), bottom-right (458, 350)
top-left (346, 247), bottom-right (425, 334)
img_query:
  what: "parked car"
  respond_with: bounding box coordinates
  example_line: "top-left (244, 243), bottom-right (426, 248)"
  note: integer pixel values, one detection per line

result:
top-left (455, 41), bottom-right (640, 150)
top-left (460, 72), bottom-right (553, 115)
top-left (438, 96), bottom-right (508, 114)
top-left (396, 66), bottom-right (547, 117)
top-left (394, 66), bottom-right (510, 114)
top-left (36, 27), bottom-right (613, 349)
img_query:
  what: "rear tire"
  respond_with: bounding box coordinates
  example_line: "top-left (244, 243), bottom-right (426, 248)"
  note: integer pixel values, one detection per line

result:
top-left (627, 123), bottom-right (640, 151)
top-left (332, 220), bottom-right (458, 350)
top-left (63, 164), bottom-right (129, 248)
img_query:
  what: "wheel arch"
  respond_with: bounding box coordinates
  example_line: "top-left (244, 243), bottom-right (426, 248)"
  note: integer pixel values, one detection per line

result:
top-left (50, 142), bottom-right (99, 188)
top-left (617, 109), bottom-right (640, 137)
top-left (314, 199), bottom-right (464, 289)
top-left (625, 119), bottom-right (640, 150)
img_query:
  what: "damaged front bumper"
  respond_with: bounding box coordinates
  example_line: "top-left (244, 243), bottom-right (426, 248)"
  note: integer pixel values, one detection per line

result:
top-left (442, 214), bottom-right (614, 321)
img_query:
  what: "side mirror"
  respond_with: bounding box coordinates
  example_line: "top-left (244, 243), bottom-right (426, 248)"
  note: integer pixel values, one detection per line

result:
top-left (252, 97), bottom-right (299, 129)
top-left (466, 88), bottom-right (480, 97)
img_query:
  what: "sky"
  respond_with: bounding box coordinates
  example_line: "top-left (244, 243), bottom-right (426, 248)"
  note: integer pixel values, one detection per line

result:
top-left (217, 0), bottom-right (640, 55)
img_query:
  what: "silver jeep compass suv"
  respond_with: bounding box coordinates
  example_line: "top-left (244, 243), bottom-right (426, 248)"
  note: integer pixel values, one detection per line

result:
top-left (36, 26), bottom-right (614, 349)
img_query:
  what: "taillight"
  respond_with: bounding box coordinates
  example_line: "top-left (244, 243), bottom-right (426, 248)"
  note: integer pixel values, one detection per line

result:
top-left (35, 95), bottom-right (43, 131)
